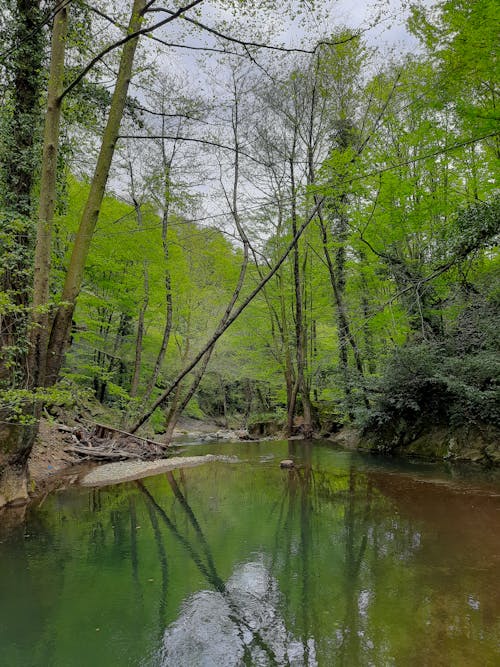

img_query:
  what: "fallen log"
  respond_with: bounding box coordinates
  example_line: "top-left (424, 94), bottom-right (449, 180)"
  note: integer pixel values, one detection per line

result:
top-left (60, 420), bottom-right (176, 463)
top-left (65, 445), bottom-right (144, 460)
top-left (56, 423), bottom-right (76, 434)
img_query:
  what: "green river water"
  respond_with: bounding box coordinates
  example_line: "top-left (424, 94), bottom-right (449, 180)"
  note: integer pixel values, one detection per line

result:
top-left (0, 439), bottom-right (499, 666)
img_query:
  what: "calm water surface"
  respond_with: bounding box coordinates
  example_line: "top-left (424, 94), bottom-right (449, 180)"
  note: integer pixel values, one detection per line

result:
top-left (1, 440), bottom-right (499, 666)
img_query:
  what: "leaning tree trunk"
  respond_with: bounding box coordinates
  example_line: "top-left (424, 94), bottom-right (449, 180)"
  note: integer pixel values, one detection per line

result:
top-left (163, 349), bottom-right (213, 442)
top-left (129, 195), bottom-right (326, 433)
top-left (45, 0), bottom-right (147, 385)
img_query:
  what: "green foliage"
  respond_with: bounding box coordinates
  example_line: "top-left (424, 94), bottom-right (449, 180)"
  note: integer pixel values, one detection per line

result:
top-left (452, 196), bottom-right (500, 258)
top-left (1, 0), bottom-right (498, 445)
top-left (0, 382), bottom-right (93, 424)
top-left (365, 293), bottom-right (500, 433)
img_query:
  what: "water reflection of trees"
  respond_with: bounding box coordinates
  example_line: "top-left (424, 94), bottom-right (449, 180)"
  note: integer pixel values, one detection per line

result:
top-left (134, 450), bottom-right (428, 666)
top-left (272, 442), bottom-right (376, 665)
top-left (2, 453), bottom-right (499, 666)
top-left (138, 474), bottom-right (290, 665)
top-left (98, 459), bottom-right (499, 666)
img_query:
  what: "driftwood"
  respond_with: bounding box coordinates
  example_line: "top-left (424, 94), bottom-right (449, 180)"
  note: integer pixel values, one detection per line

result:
top-left (63, 421), bottom-right (173, 463)
top-left (65, 445), bottom-right (143, 460)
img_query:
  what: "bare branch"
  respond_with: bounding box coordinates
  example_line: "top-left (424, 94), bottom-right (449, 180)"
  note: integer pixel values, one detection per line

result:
top-left (146, 6), bottom-right (361, 54)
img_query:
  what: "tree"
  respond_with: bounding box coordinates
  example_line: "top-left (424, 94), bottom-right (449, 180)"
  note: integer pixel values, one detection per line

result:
top-left (0, 0), bottom-right (45, 384)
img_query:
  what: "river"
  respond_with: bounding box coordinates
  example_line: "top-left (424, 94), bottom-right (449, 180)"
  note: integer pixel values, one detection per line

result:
top-left (1, 439), bottom-right (499, 666)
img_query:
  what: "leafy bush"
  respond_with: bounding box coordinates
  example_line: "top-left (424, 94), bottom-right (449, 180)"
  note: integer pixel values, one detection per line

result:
top-left (364, 293), bottom-right (500, 433)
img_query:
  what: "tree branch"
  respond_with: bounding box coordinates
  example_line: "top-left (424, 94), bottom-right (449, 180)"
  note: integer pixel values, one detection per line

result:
top-left (146, 6), bottom-right (361, 54)
top-left (129, 194), bottom-right (326, 432)
top-left (60, 0), bottom-right (205, 101)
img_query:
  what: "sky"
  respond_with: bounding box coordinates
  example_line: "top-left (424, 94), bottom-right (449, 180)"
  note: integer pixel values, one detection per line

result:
top-left (106, 1), bottom-right (432, 225)
top-left (143, 0), bottom-right (425, 84)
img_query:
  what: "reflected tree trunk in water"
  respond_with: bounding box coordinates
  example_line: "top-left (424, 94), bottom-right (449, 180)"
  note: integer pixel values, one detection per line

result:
top-left (165, 471), bottom-right (221, 583)
top-left (136, 477), bottom-right (279, 664)
top-left (268, 440), bottom-right (319, 663)
top-left (296, 442), bottom-right (315, 662)
top-left (129, 496), bottom-right (143, 605)
top-left (338, 466), bottom-right (373, 667)
top-left (145, 500), bottom-right (169, 638)
top-left (137, 479), bottom-right (224, 591)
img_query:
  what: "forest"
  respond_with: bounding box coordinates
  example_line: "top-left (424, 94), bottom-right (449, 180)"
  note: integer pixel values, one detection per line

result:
top-left (0, 0), bottom-right (498, 507)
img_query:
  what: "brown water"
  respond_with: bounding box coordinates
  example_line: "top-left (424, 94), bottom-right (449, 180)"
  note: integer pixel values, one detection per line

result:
top-left (0, 440), bottom-right (499, 666)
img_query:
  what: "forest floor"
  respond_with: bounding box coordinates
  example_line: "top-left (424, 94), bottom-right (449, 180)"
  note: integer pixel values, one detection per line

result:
top-left (29, 419), bottom-right (83, 485)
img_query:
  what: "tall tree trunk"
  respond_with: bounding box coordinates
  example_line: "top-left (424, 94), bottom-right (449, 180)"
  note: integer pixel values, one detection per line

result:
top-left (161, 72), bottom-right (251, 442)
top-left (129, 177), bottom-right (149, 398)
top-left (359, 253), bottom-right (376, 374)
top-left (142, 128), bottom-right (176, 404)
top-left (45, 0), bottom-right (147, 385)
top-left (1, 0), bottom-right (44, 216)
top-left (27, 3), bottom-right (69, 390)
top-left (1, 2), bottom-right (68, 509)
top-left (0, 0), bottom-right (44, 383)
top-left (318, 215), bottom-right (369, 414)
top-left (130, 258), bottom-right (149, 398)
top-left (289, 138), bottom-right (313, 437)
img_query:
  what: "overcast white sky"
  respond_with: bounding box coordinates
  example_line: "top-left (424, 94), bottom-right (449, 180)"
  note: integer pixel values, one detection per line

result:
top-left (108, 1), bottom-right (431, 223)
top-left (143, 0), bottom-right (425, 84)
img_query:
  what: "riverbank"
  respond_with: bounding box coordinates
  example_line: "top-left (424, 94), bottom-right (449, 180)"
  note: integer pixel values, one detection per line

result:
top-left (358, 422), bottom-right (500, 466)
top-left (23, 418), bottom-right (249, 503)
top-left (79, 454), bottom-right (239, 487)
top-left (21, 414), bottom-right (500, 508)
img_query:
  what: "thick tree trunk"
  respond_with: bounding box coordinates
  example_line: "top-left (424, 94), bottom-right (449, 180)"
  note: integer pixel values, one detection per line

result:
top-left (45, 0), bottom-right (147, 385)
top-left (0, 418), bottom-right (36, 508)
top-left (1, 4), bottom-right (68, 508)
top-left (1, 0), bottom-right (43, 216)
top-left (27, 3), bottom-right (68, 389)
top-left (0, 0), bottom-right (44, 383)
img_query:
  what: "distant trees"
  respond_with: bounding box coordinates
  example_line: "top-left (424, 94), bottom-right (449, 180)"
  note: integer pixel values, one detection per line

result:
top-left (0, 0), bottom-right (498, 505)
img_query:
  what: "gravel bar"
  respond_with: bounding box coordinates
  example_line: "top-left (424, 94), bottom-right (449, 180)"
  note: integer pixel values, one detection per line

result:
top-left (79, 454), bottom-right (236, 487)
